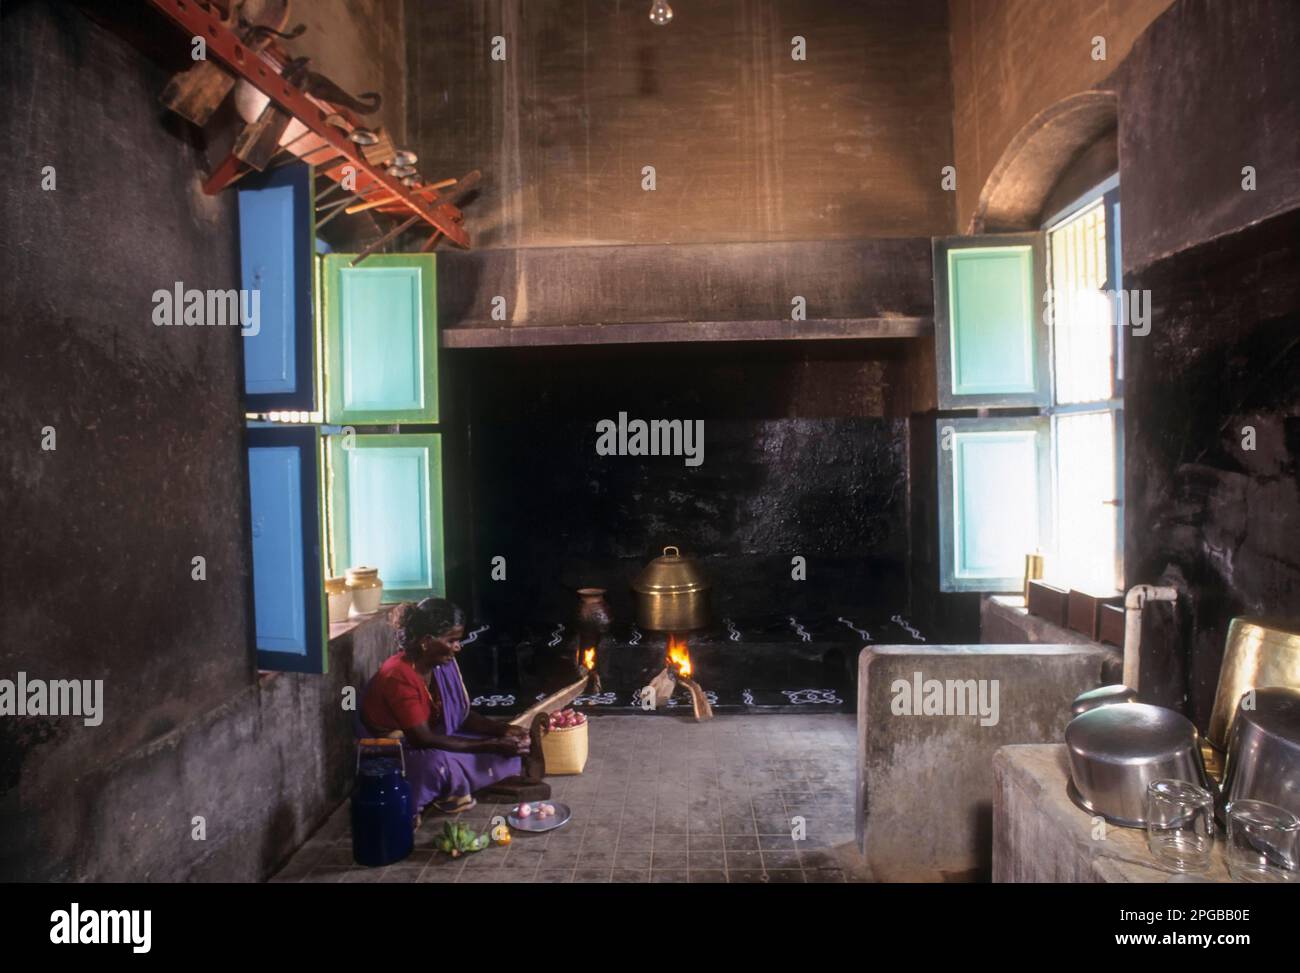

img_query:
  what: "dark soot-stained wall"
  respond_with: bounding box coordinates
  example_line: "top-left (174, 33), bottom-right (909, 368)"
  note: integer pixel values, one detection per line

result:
top-left (407, 0), bottom-right (954, 247)
top-left (1118, 0), bottom-right (1300, 725)
top-left (0, 1), bottom-right (410, 883)
top-left (455, 344), bottom-right (916, 632)
top-left (0, 3), bottom-right (249, 877)
top-left (1125, 212), bottom-right (1300, 726)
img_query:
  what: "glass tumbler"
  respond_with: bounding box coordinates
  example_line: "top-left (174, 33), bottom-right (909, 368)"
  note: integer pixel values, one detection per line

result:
top-left (1224, 800), bottom-right (1300, 883)
top-left (1145, 779), bottom-right (1215, 872)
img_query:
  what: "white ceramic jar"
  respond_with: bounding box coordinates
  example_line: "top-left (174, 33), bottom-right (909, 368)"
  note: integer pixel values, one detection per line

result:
top-left (346, 566), bottom-right (384, 615)
top-left (325, 576), bottom-right (353, 623)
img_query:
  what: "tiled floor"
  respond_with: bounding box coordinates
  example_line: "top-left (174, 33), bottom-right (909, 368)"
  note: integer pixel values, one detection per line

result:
top-left (272, 713), bottom-right (870, 883)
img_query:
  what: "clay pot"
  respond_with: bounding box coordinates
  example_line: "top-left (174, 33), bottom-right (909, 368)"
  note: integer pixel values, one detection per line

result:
top-left (576, 587), bottom-right (612, 639)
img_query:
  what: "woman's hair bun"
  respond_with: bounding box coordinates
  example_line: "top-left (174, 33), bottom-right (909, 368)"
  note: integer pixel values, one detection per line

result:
top-left (392, 597), bottom-right (465, 652)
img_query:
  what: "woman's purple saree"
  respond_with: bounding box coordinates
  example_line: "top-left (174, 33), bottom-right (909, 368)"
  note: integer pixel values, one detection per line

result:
top-left (358, 659), bottom-right (521, 814)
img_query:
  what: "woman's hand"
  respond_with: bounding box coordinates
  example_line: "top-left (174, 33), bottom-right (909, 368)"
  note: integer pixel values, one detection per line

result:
top-left (501, 723), bottom-right (529, 741)
top-left (490, 735), bottom-right (531, 756)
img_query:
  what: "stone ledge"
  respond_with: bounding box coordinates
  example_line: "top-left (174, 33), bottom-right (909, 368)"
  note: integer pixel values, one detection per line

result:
top-left (993, 744), bottom-right (1233, 883)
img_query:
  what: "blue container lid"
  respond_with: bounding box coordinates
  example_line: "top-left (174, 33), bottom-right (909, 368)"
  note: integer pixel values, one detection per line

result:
top-left (358, 757), bottom-right (402, 778)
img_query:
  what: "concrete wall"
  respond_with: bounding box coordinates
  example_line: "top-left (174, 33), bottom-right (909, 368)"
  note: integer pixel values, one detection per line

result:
top-left (947, 0), bottom-right (1172, 232)
top-left (0, 0), bottom-right (403, 882)
top-left (406, 0), bottom-right (955, 247)
top-left (283, 0), bottom-right (409, 148)
top-left (856, 643), bottom-right (1114, 881)
top-left (1117, 0), bottom-right (1300, 725)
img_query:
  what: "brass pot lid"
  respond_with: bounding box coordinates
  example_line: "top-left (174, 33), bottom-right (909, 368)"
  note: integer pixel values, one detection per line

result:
top-left (632, 546), bottom-right (710, 595)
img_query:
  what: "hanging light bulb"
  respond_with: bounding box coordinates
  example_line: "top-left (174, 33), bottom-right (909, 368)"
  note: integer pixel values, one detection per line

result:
top-left (649, 0), bottom-right (673, 26)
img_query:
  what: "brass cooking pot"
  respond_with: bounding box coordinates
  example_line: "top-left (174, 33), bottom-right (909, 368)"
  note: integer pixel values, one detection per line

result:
top-left (632, 545), bottom-right (711, 632)
top-left (1208, 617), bottom-right (1300, 751)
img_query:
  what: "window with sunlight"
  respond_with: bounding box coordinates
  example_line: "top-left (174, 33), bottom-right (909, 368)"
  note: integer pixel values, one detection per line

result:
top-left (1045, 188), bottom-right (1123, 593)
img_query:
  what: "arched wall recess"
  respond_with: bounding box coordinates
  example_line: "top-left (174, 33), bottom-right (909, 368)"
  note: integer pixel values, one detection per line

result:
top-left (970, 90), bottom-right (1119, 234)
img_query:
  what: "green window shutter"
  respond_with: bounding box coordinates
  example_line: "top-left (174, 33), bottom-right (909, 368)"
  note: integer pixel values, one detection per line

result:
top-left (327, 433), bottom-right (445, 603)
top-left (322, 254), bottom-right (438, 423)
top-left (937, 416), bottom-right (1052, 592)
top-left (933, 233), bottom-right (1048, 409)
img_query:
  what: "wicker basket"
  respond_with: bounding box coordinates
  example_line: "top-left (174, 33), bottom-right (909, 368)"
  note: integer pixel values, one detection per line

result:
top-left (540, 720), bottom-right (589, 775)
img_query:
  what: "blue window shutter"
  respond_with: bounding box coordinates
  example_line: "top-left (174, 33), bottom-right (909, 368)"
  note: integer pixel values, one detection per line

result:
top-left (327, 433), bottom-right (445, 604)
top-left (321, 254), bottom-right (439, 424)
top-left (238, 164), bottom-right (316, 412)
top-left (937, 416), bottom-right (1052, 592)
top-left (247, 425), bottom-right (326, 672)
top-left (933, 233), bottom-right (1048, 409)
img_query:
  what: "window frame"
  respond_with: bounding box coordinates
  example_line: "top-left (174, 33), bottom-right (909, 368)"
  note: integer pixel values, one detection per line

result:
top-left (1042, 177), bottom-right (1125, 593)
top-left (933, 175), bottom-right (1125, 594)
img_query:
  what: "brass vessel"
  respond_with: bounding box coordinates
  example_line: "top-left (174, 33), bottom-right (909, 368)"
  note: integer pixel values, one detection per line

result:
top-left (631, 545), bottom-right (711, 632)
top-left (1207, 617), bottom-right (1300, 751)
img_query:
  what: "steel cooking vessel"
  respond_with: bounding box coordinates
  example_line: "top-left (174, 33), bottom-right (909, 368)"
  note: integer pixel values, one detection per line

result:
top-left (631, 546), bottom-right (711, 632)
top-left (1065, 703), bottom-right (1210, 828)
top-left (1222, 686), bottom-right (1300, 820)
top-left (1070, 684), bottom-right (1138, 717)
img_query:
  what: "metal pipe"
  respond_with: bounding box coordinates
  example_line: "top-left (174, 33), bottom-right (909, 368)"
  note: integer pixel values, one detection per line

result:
top-left (1122, 584), bottom-right (1178, 692)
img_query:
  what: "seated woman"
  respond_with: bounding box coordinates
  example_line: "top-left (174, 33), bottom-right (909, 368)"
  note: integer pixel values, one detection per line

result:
top-left (360, 597), bottom-right (531, 816)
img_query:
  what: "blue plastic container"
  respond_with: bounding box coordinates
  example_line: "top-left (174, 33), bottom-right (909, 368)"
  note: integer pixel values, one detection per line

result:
top-left (351, 747), bottom-right (414, 867)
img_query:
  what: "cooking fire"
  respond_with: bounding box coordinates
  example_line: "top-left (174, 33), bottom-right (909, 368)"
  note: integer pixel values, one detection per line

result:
top-left (643, 633), bottom-right (713, 721)
top-left (667, 633), bottom-right (692, 677)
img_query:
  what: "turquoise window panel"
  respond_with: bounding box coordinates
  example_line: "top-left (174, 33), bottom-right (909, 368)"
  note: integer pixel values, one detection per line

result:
top-left (933, 234), bottom-right (1048, 409)
top-left (247, 425), bottom-right (326, 672)
top-left (328, 433), bottom-right (444, 603)
top-left (322, 254), bottom-right (438, 424)
top-left (937, 417), bottom-right (1051, 592)
top-left (237, 164), bottom-right (315, 411)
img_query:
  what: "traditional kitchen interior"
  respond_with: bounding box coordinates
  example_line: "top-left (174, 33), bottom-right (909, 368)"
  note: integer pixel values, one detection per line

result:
top-left (2, 0), bottom-right (1297, 888)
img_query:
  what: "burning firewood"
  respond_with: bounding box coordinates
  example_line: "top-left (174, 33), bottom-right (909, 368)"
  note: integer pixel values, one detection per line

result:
top-left (676, 673), bottom-right (714, 721)
top-left (647, 667), bottom-right (677, 709)
top-left (641, 633), bottom-right (714, 721)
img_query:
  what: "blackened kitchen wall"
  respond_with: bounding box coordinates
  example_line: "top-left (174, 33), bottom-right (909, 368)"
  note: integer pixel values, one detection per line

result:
top-left (452, 342), bottom-right (932, 637)
top-left (1116, 0), bottom-right (1300, 726)
top-left (0, 0), bottom-right (408, 882)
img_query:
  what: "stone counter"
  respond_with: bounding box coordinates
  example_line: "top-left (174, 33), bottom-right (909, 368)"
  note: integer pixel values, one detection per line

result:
top-left (992, 744), bottom-right (1233, 882)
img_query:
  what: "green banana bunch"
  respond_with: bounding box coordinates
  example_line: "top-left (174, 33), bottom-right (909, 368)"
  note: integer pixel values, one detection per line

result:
top-left (437, 820), bottom-right (490, 856)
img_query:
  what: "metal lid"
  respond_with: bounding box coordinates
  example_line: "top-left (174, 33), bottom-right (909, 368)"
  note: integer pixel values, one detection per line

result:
top-left (358, 757), bottom-right (403, 777)
top-left (1066, 703), bottom-right (1199, 766)
top-left (1071, 684), bottom-right (1138, 717)
top-left (631, 545), bottom-right (710, 596)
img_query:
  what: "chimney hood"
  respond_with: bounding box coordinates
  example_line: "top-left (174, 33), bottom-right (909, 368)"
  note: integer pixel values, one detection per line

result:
top-left (436, 239), bottom-right (933, 349)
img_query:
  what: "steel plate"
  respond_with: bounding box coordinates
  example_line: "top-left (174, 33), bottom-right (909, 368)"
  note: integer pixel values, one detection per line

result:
top-left (507, 801), bottom-right (572, 833)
